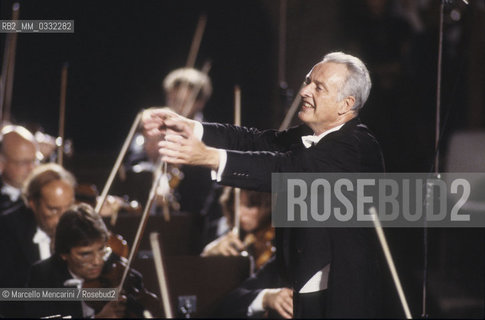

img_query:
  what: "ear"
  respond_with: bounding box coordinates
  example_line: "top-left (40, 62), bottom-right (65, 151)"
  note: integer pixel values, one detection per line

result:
top-left (338, 96), bottom-right (355, 115)
top-left (28, 199), bottom-right (36, 210)
top-left (60, 253), bottom-right (68, 261)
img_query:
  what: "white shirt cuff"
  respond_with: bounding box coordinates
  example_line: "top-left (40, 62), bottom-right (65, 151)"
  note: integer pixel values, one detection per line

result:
top-left (210, 149), bottom-right (227, 182)
top-left (247, 289), bottom-right (270, 316)
top-left (193, 121), bottom-right (204, 140)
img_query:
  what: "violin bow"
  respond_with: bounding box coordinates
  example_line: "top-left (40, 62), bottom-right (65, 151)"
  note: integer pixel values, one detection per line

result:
top-left (156, 60), bottom-right (211, 222)
top-left (57, 63), bottom-right (68, 166)
top-left (186, 14), bottom-right (207, 70)
top-left (369, 207), bottom-right (412, 319)
top-left (94, 110), bottom-right (144, 215)
top-left (111, 12), bottom-right (212, 313)
top-left (278, 83), bottom-right (303, 131)
top-left (150, 232), bottom-right (174, 318)
top-left (0, 2), bottom-right (20, 123)
top-left (232, 86), bottom-right (241, 238)
top-left (117, 154), bottom-right (166, 296)
top-left (159, 13), bottom-right (209, 219)
top-left (173, 13), bottom-right (207, 117)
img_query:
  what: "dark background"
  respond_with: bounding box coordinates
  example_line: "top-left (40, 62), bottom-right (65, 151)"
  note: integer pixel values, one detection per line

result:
top-left (1, 0), bottom-right (484, 173)
top-left (1, 0), bottom-right (484, 318)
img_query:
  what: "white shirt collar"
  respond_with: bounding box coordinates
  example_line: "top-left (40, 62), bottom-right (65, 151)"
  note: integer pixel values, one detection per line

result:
top-left (32, 227), bottom-right (52, 260)
top-left (1, 182), bottom-right (21, 202)
top-left (65, 268), bottom-right (95, 318)
top-left (301, 124), bottom-right (344, 148)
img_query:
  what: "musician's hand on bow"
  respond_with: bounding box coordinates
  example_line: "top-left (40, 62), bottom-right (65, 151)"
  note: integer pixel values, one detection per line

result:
top-left (159, 120), bottom-right (219, 171)
top-left (263, 288), bottom-right (293, 319)
top-left (201, 231), bottom-right (245, 257)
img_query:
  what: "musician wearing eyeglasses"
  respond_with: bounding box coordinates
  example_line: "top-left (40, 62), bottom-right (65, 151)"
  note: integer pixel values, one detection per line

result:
top-left (24, 203), bottom-right (148, 318)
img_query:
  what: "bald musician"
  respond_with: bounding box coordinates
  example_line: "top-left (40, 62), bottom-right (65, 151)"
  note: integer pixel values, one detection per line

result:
top-left (0, 125), bottom-right (39, 215)
top-left (0, 163), bottom-right (75, 289)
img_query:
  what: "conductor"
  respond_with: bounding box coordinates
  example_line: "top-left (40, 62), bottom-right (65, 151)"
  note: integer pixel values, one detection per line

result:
top-left (142, 52), bottom-right (385, 318)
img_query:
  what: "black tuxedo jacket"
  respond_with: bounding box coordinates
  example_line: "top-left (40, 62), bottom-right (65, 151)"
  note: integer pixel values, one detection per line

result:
top-left (215, 256), bottom-right (284, 318)
top-left (25, 254), bottom-right (146, 318)
top-left (0, 205), bottom-right (39, 288)
top-left (202, 117), bottom-right (385, 318)
top-left (25, 255), bottom-right (84, 318)
top-left (0, 206), bottom-right (39, 317)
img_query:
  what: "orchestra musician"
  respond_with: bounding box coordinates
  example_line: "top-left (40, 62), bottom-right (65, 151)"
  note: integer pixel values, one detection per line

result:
top-left (0, 163), bottom-right (75, 317)
top-left (124, 67), bottom-right (214, 216)
top-left (24, 203), bottom-right (150, 318)
top-left (201, 187), bottom-right (275, 272)
top-left (143, 52), bottom-right (385, 318)
top-left (0, 163), bottom-right (75, 289)
top-left (202, 188), bottom-right (295, 318)
top-left (0, 124), bottom-right (39, 215)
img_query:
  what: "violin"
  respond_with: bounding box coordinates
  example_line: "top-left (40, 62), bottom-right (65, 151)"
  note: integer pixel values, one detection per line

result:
top-left (107, 233), bottom-right (129, 259)
top-left (83, 254), bottom-right (161, 318)
top-left (243, 225), bottom-right (275, 271)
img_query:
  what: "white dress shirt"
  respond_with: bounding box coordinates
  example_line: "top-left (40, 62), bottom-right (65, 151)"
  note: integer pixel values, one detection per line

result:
top-left (32, 227), bottom-right (52, 260)
top-left (66, 270), bottom-right (95, 318)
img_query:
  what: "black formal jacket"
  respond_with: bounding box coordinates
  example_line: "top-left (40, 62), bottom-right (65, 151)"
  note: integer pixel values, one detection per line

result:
top-left (25, 255), bottom-right (84, 318)
top-left (0, 205), bottom-right (39, 288)
top-left (25, 253), bottom-right (145, 318)
top-left (215, 256), bottom-right (284, 318)
top-left (202, 117), bottom-right (386, 318)
top-left (0, 205), bottom-right (39, 317)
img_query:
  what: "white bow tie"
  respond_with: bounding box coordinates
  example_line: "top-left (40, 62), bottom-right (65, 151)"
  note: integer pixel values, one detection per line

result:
top-left (32, 228), bottom-right (50, 244)
top-left (1, 183), bottom-right (21, 202)
top-left (301, 135), bottom-right (320, 148)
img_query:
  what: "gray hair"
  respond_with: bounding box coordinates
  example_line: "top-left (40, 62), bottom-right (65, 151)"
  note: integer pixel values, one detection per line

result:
top-left (322, 52), bottom-right (371, 111)
top-left (162, 68), bottom-right (212, 102)
top-left (0, 124), bottom-right (39, 155)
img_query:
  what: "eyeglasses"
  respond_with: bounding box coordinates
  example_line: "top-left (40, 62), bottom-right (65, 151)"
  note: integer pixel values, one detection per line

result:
top-left (75, 246), bottom-right (112, 264)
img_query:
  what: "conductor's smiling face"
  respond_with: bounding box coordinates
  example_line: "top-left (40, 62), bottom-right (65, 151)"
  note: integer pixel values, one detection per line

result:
top-left (298, 62), bottom-right (353, 135)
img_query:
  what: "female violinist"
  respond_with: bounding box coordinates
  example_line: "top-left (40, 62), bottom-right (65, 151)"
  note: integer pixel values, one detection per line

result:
top-left (201, 187), bottom-right (275, 272)
top-left (25, 203), bottom-right (160, 318)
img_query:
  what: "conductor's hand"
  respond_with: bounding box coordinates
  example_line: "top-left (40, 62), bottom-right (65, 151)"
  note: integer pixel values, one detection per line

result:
top-left (95, 296), bottom-right (127, 318)
top-left (141, 107), bottom-right (196, 138)
top-left (201, 231), bottom-right (245, 257)
top-left (159, 120), bottom-right (220, 170)
top-left (263, 288), bottom-right (293, 319)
